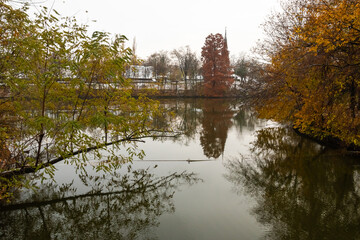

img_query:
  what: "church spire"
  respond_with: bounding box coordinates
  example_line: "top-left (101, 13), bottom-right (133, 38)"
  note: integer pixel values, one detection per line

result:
top-left (224, 27), bottom-right (228, 50)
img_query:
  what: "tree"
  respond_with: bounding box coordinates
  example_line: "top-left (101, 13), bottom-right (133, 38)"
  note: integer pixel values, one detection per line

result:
top-left (144, 51), bottom-right (170, 79)
top-left (233, 56), bottom-right (248, 83)
top-left (254, 0), bottom-right (360, 148)
top-left (201, 33), bottom-right (233, 97)
top-left (0, 2), bottom-right (168, 199)
top-left (172, 46), bottom-right (199, 90)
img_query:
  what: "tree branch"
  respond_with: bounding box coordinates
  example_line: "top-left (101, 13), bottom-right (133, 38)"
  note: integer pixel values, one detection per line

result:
top-left (0, 131), bottom-right (180, 178)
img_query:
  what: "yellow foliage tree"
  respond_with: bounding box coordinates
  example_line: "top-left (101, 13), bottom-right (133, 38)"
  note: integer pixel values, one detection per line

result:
top-left (255, 0), bottom-right (360, 148)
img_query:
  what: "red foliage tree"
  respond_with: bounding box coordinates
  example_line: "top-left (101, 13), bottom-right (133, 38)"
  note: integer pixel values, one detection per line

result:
top-left (201, 33), bottom-right (233, 97)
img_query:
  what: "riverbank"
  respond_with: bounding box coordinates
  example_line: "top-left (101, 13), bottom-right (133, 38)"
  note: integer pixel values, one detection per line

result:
top-left (293, 126), bottom-right (360, 156)
top-left (131, 88), bottom-right (244, 98)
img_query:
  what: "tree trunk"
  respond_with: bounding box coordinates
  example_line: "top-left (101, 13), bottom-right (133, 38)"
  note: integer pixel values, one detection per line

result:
top-left (357, 87), bottom-right (360, 111)
top-left (350, 78), bottom-right (356, 118)
top-left (104, 107), bottom-right (108, 144)
top-left (184, 75), bottom-right (188, 91)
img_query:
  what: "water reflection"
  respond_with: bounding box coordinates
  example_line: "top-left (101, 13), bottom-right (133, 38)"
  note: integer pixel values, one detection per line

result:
top-left (162, 99), bottom-right (203, 144)
top-left (154, 99), bottom-right (258, 159)
top-left (233, 108), bottom-right (258, 133)
top-left (225, 127), bottom-right (360, 239)
top-left (0, 166), bottom-right (201, 239)
top-left (200, 99), bottom-right (234, 158)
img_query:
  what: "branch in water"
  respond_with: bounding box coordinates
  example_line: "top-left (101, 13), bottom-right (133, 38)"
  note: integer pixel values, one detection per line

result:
top-left (0, 131), bottom-right (180, 178)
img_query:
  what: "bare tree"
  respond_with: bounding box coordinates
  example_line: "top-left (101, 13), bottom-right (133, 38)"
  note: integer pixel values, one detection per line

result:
top-left (232, 55), bottom-right (249, 84)
top-left (144, 51), bottom-right (171, 79)
top-left (172, 46), bottom-right (199, 90)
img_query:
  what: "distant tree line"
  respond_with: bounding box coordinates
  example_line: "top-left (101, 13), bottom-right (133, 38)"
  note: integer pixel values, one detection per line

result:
top-left (141, 47), bottom-right (201, 92)
top-left (137, 37), bottom-right (263, 97)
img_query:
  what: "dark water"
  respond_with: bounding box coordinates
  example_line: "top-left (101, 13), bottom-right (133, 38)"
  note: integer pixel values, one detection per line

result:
top-left (1, 99), bottom-right (360, 240)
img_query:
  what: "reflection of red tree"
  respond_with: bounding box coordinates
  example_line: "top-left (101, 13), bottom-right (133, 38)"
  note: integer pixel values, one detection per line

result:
top-left (200, 99), bottom-right (233, 158)
top-left (201, 33), bottom-right (233, 97)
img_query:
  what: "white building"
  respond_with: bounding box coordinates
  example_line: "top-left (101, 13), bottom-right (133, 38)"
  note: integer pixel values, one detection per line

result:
top-left (126, 65), bottom-right (154, 79)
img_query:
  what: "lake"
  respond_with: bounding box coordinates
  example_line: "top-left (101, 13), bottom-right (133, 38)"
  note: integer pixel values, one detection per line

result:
top-left (1, 98), bottom-right (360, 240)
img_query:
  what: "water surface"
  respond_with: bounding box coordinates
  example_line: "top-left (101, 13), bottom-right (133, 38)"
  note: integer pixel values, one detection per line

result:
top-left (1, 99), bottom-right (360, 240)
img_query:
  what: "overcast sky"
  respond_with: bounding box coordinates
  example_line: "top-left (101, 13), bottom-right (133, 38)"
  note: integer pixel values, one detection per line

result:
top-left (33, 0), bottom-right (281, 59)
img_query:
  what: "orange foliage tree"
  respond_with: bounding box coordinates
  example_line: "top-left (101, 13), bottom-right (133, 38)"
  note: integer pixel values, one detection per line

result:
top-left (255, 0), bottom-right (360, 148)
top-left (201, 33), bottom-right (233, 97)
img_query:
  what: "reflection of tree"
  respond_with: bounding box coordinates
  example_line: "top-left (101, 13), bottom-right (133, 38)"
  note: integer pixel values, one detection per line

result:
top-left (0, 166), bottom-right (201, 240)
top-left (142, 99), bottom-right (262, 158)
top-left (167, 99), bottom-right (203, 144)
top-left (232, 108), bottom-right (258, 133)
top-left (200, 99), bottom-right (233, 158)
top-left (225, 127), bottom-right (360, 240)
top-left (176, 99), bottom-right (202, 140)
top-left (149, 99), bottom-right (203, 146)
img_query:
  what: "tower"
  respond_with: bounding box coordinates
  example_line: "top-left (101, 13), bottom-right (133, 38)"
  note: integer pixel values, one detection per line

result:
top-left (224, 27), bottom-right (228, 51)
